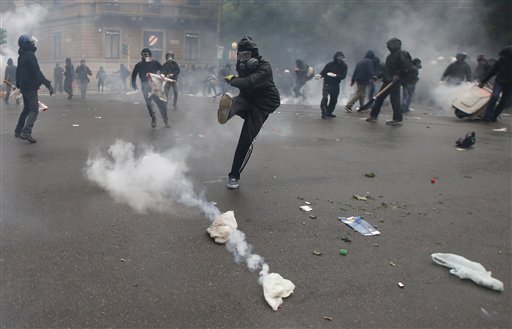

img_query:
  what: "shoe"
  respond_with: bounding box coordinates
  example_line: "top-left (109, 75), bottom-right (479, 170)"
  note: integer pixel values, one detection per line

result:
top-left (321, 113), bottom-right (327, 119)
top-left (386, 120), bottom-right (403, 126)
top-left (344, 106), bottom-right (352, 113)
top-left (227, 177), bottom-right (239, 189)
top-left (366, 116), bottom-right (378, 122)
top-left (326, 113), bottom-right (336, 118)
top-left (22, 133), bottom-right (37, 143)
top-left (218, 94), bottom-right (233, 124)
top-left (14, 132), bottom-right (26, 139)
top-left (151, 117), bottom-right (157, 128)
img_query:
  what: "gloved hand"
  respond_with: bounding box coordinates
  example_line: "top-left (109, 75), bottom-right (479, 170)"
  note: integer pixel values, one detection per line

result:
top-left (392, 75), bottom-right (400, 83)
top-left (45, 82), bottom-right (54, 96)
top-left (314, 74), bottom-right (322, 80)
top-left (327, 72), bottom-right (337, 78)
top-left (224, 74), bottom-right (235, 83)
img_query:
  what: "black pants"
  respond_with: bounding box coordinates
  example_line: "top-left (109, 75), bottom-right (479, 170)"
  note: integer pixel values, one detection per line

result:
top-left (294, 80), bottom-right (307, 97)
top-left (321, 83), bottom-right (340, 115)
top-left (370, 80), bottom-right (402, 122)
top-left (229, 96), bottom-right (270, 180)
top-left (164, 81), bottom-right (179, 106)
top-left (142, 83), bottom-right (168, 124)
top-left (15, 89), bottom-right (38, 135)
top-left (64, 78), bottom-right (73, 97)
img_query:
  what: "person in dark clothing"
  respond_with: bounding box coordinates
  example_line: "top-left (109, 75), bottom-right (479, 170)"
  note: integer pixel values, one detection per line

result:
top-left (96, 66), bottom-right (106, 93)
top-left (402, 58), bottom-right (422, 113)
top-left (367, 38), bottom-right (412, 126)
top-left (317, 51), bottom-right (348, 118)
top-left (4, 58), bottom-right (17, 104)
top-left (478, 45), bottom-right (512, 122)
top-left (14, 35), bottom-right (53, 143)
top-left (53, 62), bottom-right (64, 93)
top-left (64, 57), bottom-right (74, 99)
top-left (293, 59), bottom-right (311, 98)
top-left (473, 55), bottom-right (490, 82)
top-left (75, 59), bottom-right (92, 99)
top-left (131, 48), bottom-right (170, 128)
top-left (441, 52), bottom-right (471, 85)
top-left (217, 36), bottom-right (280, 189)
top-left (345, 50), bottom-right (375, 112)
top-left (116, 63), bottom-right (130, 91)
top-left (161, 51), bottom-right (180, 109)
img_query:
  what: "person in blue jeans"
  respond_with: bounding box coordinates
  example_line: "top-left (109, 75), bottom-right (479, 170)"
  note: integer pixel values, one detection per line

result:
top-left (478, 45), bottom-right (512, 122)
top-left (14, 34), bottom-right (53, 144)
top-left (401, 58), bottom-right (422, 113)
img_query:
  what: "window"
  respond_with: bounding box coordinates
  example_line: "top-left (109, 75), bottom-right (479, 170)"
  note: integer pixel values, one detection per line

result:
top-left (105, 30), bottom-right (120, 59)
top-left (187, 0), bottom-right (200, 5)
top-left (52, 32), bottom-right (61, 59)
top-left (185, 33), bottom-right (199, 60)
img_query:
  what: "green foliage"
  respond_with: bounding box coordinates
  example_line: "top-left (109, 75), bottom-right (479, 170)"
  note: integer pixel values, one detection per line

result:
top-left (0, 28), bottom-right (6, 45)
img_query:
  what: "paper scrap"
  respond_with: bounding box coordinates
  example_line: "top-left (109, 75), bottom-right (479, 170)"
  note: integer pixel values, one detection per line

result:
top-left (339, 216), bottom-right (380, 236)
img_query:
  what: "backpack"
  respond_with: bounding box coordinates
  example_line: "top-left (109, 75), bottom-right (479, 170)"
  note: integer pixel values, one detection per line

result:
top-left (306, 66), bottom-right (315, 80)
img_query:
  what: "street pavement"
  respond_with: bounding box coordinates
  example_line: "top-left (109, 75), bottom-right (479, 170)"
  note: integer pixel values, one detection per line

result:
top-left (1, 91), bottom-right (511, 328)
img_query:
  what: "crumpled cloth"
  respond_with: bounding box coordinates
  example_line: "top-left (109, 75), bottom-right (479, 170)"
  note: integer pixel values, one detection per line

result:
top-left (431, 253), bottom-right (504, 291)
top-left (207, 211), bottom-right (238, 244)
top-left (262, 273), bottom-right (295, 311)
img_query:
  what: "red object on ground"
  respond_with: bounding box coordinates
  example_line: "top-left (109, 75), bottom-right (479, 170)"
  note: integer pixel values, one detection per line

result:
top-left (431, 178), bottom-right (436, 184)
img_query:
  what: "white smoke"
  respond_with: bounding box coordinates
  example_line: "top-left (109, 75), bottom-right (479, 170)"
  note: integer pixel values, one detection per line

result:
top-left (430, 82), bottom-right (474, 112)
top-left (0, 3), bottom-right (48, 60)
top-left (85, 140), bottom-right (269, 281)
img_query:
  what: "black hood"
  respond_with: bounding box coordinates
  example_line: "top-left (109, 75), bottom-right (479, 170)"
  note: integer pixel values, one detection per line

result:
top-left (238, 36), bottom-right (259, 58)
top-left (386, 38), bottom-right (402, 52)
top-left (18, 43), bottom-right (37, 54)
top-left (333, 51), bottom-right (345, 62)
top-left (499, 45), bottom-right (512, 62)
top-left (365, 50), bottom-right (375, 60)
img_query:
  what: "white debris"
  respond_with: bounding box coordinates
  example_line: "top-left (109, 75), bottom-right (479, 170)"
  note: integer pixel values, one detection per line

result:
top-left (72, 124), bottom-right (80, 127)
top-left (262, 273), bottom-right (295, 311)
top-left (492, 128), bottom-right (507, 132)
top-left (207, 211), bottom-right (238, 244)
top-left (299, 205), bottom-right (313, 212)
top-left (431, 253), bottom-right (504, 291)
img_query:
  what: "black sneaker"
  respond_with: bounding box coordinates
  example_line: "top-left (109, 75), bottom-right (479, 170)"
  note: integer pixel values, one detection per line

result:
top-left (22, 133), bottom-right (37, 143)
top-left (227, 177), bottom-right (239, 189)
top-left (218, 94), bottom-right (233, 124)
top-left (14, 132), bottom-right (26, 139)
top-left (151, 117), bottom-right (157, 128)
top-left (344, 106), bottom-right (352, 113)
top-left (326, 113), bottom-right (336, 118)
top-left (366, 116), bottom-right (378, 122)
top-left (385, 120), bottom-right (403, 126)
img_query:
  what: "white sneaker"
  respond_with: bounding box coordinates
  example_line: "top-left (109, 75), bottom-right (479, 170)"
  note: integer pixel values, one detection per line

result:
top-left (218, 93), bottom-right (233, 124)
top-left (227, 177), bottom-right (239, 189)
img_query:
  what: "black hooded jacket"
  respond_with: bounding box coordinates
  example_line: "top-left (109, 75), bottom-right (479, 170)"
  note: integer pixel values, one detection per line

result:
top-left (320, 52), bottom-right (348, 85)
top-left (16, 43), bottom-right (50, 91)
top-left (161, 60), bottom-right (180, 81)
top-left (480, 46), bottom-right (512, 85)
top-left (131, 59), bottom-right (162, 89)
top-left (351, 51), bottom-right (375, 85)
top-left (231, 58), bottom-right (281, 113)
top-left (383, 47), bottom-right (412, 82)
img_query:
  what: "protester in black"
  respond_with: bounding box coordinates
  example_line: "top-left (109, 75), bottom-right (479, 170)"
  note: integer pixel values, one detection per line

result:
top-left (217, 36), bottom-right (280, 189)
top-left (441, 52), bottom-right (471, 85)
top-left (367, 38), bottom-right (412, 126)
top-left (161, 51), bottom-right (180, 109)
top-left (473, 55), bottom-right (490, 82)
top-left (14, 35), bottom-right (53, 143)
top-left (3, 58), bottom-right (17, 104)
top-left (479, 45), bottom-right (512, 122)
top-left (64, 57), bottom-right (74, 99)
top-left (293, 59), bottom-right (310, 98)
top-left (318, 51), bottom-right (348, 118)
top-left (53, 62), bottom-right (64, 93)
top-left (75, 59), bottom-right (92, 99)
top-left (131, 48), bottom-right (169, 128)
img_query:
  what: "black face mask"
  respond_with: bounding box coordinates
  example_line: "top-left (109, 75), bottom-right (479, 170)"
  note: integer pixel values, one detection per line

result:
top-left (239, 57), bottom-right (259, 72)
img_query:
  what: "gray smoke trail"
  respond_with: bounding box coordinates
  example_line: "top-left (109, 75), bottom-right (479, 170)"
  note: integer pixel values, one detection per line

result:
top-left (85, 139), bottom-right (269, 278)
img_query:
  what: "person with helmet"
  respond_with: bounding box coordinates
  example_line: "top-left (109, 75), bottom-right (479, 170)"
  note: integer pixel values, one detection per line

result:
top-left (64, 57), bottom-right (74, 99)
top-left (3, 58), bottom-right (17, 104)
top-left (14, 34), bottom-right (53, 143)
top-left (366, 38), bottom-right (412, 126)
top-left (478, 45), bottom-right (512, 122)
top-left (401, 57), bottom-right (422, 113)
top-left (131, 48), bottom-right (169, 128)
top-left (473, 55), bottom-right (490, 82)
top-left (161, 51), bottom-right (180, 109)
top-left (344, 51), bottom-right (374, 113)
top-left (316, 51), bottom-right (348, 118)
top-left (440, 52), bottom-right (472, 85)
top-left (75, 59), bottom-right (92, 99)
top-left (53, 62), bottom-right (64, 94)
top-left (217, 36), bottom-right (280, 189)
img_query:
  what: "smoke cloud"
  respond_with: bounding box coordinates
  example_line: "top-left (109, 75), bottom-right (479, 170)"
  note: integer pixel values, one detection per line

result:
top-left (85, 140), bottom-right (269, 280)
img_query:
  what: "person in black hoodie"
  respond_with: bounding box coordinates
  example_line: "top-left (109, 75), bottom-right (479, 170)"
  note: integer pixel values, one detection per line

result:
top-left (14, 35), bottom-right (53, 143)
top-left (161, 51), bottom-right (180, 109)
top-left (440, 52), bottom-right (471, 85)
top-left (131, 48), bottom-right (169, 128)
top-left (478, 45), bottom-right (512, 122)
top-left (217, 36), bottom-right (280, 189)
top-left (318, 51), bottom-right (348, 118)
top-left (64, 57), bottom-right (74, 99)
top-left (4, 58), bottom-right (17, 104)
top-left (367, 38), bottom-right (412, 126)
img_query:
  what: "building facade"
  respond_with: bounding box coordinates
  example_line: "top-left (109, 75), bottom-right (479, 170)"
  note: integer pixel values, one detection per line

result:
top-left (3, 0), bottom-right (221, 74)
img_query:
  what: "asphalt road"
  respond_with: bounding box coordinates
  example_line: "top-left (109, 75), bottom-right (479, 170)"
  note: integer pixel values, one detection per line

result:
top-left (1, 90), bottom-right (511, 328)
